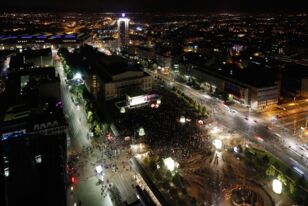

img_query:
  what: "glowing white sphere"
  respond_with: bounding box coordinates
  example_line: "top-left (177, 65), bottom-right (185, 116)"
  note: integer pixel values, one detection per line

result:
top-left (164, 157), bottom-right (175, 171)
top-left (120, 107), bottom-right (126, 113)
top-left (213, 139), bottom-right (222, 150)
top-left (73, 72), bottom-right (82, 80)
top-left (138, 127), bottom-right (145, 136)
top-left (95, 165), bottom-right (103, 174)
top-left (272, 179), bottom-right (282, 194)
top-left (180, 116), bottom-right (186, 124)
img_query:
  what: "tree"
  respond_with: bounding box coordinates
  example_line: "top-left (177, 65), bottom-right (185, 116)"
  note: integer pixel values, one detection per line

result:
top-left (196, 103), bottom-right (201, 111)
top-left (237, 144), bottom-right (243, 153)
top-left (87, 111), bottom-right (93, 123)
top-left (285, 168), bottom-right (292, 177)
top-left (244, 149), bottom-right (252, 159)
top-left (172, 172), bottom-right (182, 187)
top-left (266, 165), bottom-right (276, 177)
top-left (190, 197), bottom-right (197, 206)
top-left (153, 170), bottom-right (162, 181)
top-left (143, 157), bottom-right (149, 167)
top-left (296, 176), bottom-right (306, 187)
top-left (102, 123), bottom-right (109, 133)
top-left (278, 173), bottom-right (288, 186)
top-left (67, 70), bottom-right (73, 79)
top-left (262, 155), bottom-right (269, 165)
top-left (94, 124), bottom-right (103, 136)
top-left (289, 181), bottom-right (297, 194)
top-left (149, 159), bottom-right (157, 173)
top-left (166, 170), bottom-right (172, 180)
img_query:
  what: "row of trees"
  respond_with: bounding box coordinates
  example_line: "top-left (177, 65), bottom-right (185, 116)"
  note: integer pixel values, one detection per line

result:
top-left (60, 54), bottom-right (109, 138)
top-left (174, 88), bottom-right (208, 117)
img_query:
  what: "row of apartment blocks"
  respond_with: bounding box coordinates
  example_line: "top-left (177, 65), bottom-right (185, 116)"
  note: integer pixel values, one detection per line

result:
top-left (184, 63), bottom-right (280, 111)
top-left (0, 33), bottom-right (91, 50)
top-left (123, 45), bottom-right (308, 111)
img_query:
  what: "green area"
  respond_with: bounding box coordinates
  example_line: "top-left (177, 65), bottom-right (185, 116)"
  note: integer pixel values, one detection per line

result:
top-left (243, 147), bottom-right (308, 205)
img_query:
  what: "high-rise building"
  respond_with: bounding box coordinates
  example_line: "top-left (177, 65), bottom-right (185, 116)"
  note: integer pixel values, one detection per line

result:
top-left (117, 13), bottom-right (130, 49)
top-left (0, 49), bottom-right (67, 206)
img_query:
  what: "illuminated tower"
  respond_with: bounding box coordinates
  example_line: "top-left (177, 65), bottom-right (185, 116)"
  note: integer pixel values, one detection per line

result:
top-left (117, 13), bottom-right (130, 48)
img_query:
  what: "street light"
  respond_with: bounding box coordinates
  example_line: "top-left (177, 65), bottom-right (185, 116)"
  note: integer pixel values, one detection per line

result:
top-left (120, 107), bottom-right (126, 113)
top-left (179, 116), bottom-right (186, 124)
top-left (213, 139), bottom-right (222, 150)
top-left (163, 157), bottom-right (178, 172)
top-left (95, 165), bottom-right (103, 174)
top-left (157, 99), bottom-right (161, 105)
top-left (272, 179), bottom-right (282, 194)
top-left (73, 72), bottom-right (82, 80)
top-left (138, 127), bottom-right (145, 137)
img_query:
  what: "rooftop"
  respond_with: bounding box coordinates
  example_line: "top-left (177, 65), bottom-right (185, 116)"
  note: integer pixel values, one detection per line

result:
top-left (0, 32), bottom-right (90, 44)
top-left (185, 53), bottom-right (278, 88)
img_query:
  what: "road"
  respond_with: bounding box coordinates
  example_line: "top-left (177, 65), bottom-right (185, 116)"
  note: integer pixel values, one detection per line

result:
top-left (148, 69), bottom-right (308, 180)
top-left (54, 52), bottom-right (114, 206)
top-left (54, 49), bottom-right (138, 206)
top-left (268, 54), bottom-right (308, 66)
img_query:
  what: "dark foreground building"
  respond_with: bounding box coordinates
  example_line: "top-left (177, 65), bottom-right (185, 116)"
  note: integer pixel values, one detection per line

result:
top-left (0, 48), bottom-right (67, 206)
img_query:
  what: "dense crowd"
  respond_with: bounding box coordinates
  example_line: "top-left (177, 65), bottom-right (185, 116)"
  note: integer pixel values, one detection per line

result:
top-left (116, 86), bottom-right (212, 163)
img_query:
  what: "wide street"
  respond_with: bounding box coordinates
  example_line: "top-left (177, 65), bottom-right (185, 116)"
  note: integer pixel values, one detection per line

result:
top-left (54, 52), bottom-right (114, 206)
top-left (148, 69), bottom-right (308, 180)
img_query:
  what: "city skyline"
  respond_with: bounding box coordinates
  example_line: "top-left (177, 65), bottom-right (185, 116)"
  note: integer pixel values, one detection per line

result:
top-left (1, 6), bottom-right (308, 206)
top-left (1, 0), bottom-right (308, 12)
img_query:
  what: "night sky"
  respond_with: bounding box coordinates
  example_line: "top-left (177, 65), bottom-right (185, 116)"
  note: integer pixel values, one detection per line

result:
top-left (1, 0), bottom-right (308, 12)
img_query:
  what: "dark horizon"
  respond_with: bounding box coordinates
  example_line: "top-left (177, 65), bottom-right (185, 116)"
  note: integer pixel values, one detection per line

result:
top-left (1, 0), bottom-right (308, 13)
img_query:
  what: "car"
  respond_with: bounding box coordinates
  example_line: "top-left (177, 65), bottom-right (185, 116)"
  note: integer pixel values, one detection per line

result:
top-left (293, 166), bottom-right (304, 176)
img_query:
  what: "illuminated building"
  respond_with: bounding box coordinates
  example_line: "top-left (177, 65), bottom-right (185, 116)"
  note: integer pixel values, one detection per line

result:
top-left (0, 33), bottom-right (90, 49)
top-left (70, 45), bottom-right (152, 101)
top-left (117, 13), bottom-right (130, 49)
top-left (181, 55), bottom-right (279, 111)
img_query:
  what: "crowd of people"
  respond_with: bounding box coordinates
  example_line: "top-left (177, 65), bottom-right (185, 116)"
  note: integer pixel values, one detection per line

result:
top-left (116, 86), bottom-right (212, 164)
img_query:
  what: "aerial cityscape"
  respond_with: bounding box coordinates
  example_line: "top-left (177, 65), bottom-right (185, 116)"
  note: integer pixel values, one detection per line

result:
top-left (0, 1), bottom-right (308, 206)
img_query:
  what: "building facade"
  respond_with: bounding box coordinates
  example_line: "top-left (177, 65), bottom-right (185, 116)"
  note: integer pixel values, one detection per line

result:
top-left (117, 14), bottom-right (130, 49)
top-left (181, 63), bottom-right (279, 111)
